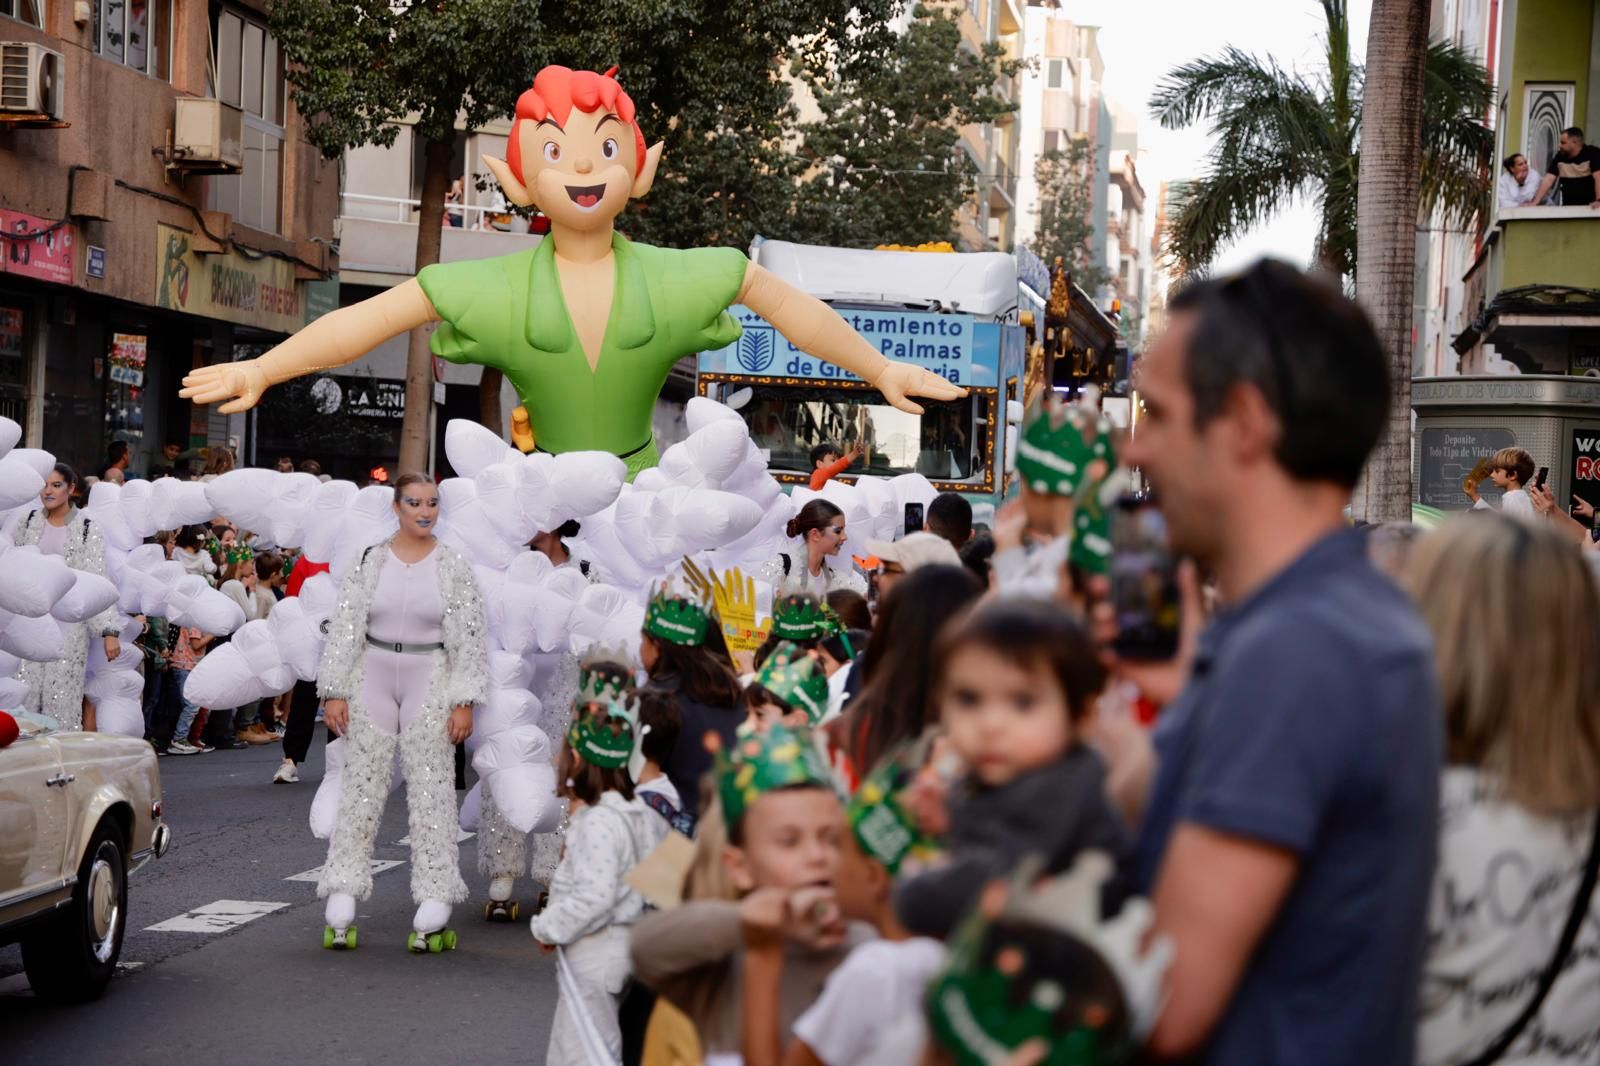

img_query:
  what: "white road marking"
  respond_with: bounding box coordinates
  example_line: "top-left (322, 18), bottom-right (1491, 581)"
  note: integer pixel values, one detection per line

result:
top-left (285, 859), bottom-right (403, 883)
top-left (396, 829), bottom-right (474, 845)
top-left (145, 899), bottom-right (289, 933)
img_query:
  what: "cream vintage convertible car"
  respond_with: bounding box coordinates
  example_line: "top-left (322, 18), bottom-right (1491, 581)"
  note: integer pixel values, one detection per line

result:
top-left (0, 709), bottom-right (170, 1001)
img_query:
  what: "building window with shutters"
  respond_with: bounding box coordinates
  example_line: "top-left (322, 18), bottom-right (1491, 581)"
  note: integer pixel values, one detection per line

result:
top-left (0, 0), bottom-right (43, 28)
top-left (205, 3), bottom-right (287, 234)
top-left (93, 0), bottom-right (173, 79)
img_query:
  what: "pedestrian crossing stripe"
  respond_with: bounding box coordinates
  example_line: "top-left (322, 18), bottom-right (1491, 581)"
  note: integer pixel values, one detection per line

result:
top-left (145, 900), bottom-right (289, 933)
top-left (285, 859), bottom-right (403, 883)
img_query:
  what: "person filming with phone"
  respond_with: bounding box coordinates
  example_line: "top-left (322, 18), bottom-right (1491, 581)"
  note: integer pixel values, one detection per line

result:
top-left (1466, 447), bottom-right (1539, 520)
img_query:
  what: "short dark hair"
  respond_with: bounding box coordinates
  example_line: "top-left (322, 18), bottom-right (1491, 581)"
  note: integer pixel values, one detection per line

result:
top-left (107, 441), bottom-right (129, 463)
top-left (636, 690), bottom-right (680, 768)
top-left (1502, 153), bottom-right (1525, 172)
top-left (927, 492), bottom-right (973, 548)
top-left (50, 461), bottom-right (79, 490)
top-left (298, 459), bottom-right (322, 476)
top-left (959, 531), bottom-right (996, 584)
top-left (1564, 126), bottom-right (1585, 140)
top-left (825, 589), bottom-right (872, 631)
top-left (1167, 259), bottom-right (1389, 489)
top-left (810, 442), bottom-right (840, 467)
top-left (934, 599), bottom-right (1106, 723)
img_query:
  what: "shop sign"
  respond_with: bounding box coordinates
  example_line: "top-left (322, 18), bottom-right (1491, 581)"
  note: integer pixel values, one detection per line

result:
top-left (156, 223), bottom-right (311, 334)
top-left (309, 375), bottom-right (406, 420)
top-left (1573, 429), bottom-right (1600, 492)
top-left (1418, 426), bottom-right (1515, 508)
top-left (110, 333), bottom-right (148, 388)
top-left (1, 209), bottom-right (76, 285)
top-left (87, 246), bottom-right (106, 279)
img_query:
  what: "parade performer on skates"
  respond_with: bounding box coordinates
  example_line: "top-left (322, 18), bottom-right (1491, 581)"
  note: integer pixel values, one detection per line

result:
top-left (178, 65), bottom-right (966, 478)
top-left (316, 473), bottom-right (487, 952)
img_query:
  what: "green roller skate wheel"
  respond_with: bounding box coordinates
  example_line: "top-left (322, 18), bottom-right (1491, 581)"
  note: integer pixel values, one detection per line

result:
top-left (444, 929), bottom-right (458, 950)
top-left (407, 931), bottom-right (421, 952)
top-left (323, 926), bottom-right (334, 949)
top-left (426, 932), bottom-right (444, 953)
top-left (346, 926), bottom-right (358, 949)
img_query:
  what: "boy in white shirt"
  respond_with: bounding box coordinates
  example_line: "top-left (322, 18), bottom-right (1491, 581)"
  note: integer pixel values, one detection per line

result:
top-left (1468, 447), bottom-right (1537, 520)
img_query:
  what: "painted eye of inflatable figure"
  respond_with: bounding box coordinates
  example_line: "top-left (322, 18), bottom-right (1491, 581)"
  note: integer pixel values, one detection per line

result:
top-left (602, 138), bottom-right (619, 160)
top-left (543, 141), bottom-right (561, 162)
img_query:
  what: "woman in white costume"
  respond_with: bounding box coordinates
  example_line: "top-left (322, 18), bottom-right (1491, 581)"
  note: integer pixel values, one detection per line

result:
top-left (758, 498), bottom-right (865, 596)
top-left (317, 473), bottom-right (487, 952)
top-left (14, 463), bottom-right (121, 731)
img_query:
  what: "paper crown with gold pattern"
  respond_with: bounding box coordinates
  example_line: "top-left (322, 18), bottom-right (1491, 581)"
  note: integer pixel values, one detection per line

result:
top-left (1016, 400), bottom-right (1109, 497)
top-left (770, 590), bottom-right (828, 642)
top-left (847, 742), bottom-right (943, 877)
top-left (752, 642), bottom-right (831, 725)
top-left (578, 645), bottom-right (636, 704)
top-left (225, 544), bottom-right (255, 567)
top-left (926, 854), bottom-right (1171, 1066)
top-left (566, 695), bottom-right (639, 771)
top-left (644, 582), bottom-right (712, 648)
top-left (711, 721), bottom-right (834, 827)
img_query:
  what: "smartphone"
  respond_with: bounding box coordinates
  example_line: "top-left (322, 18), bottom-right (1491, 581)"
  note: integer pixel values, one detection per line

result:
top-left (904, 502), bottom-right (925, 535)
top-left (1535, 467), bottom-right (1549, 490)
top-left (1109, 496), bottom-right (1181, 661)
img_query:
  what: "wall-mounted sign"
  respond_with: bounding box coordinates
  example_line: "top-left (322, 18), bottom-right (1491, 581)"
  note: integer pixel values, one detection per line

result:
top-left (87, 246), bottom-right (107, 279)
top-left (704, 305), bottom-right (977, 386)
top-left (155, 224), bottom-right (330, 334)
top-left (1418, 426), bottom-right (1516, 508)
top-left (308, 375), bottom-right (406, 420)
top-left (1, 210), bottom-right (76, 285)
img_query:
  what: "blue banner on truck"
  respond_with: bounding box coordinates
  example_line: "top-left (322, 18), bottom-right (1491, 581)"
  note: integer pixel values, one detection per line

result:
top-left (704, 305), bottom-right (993, 387)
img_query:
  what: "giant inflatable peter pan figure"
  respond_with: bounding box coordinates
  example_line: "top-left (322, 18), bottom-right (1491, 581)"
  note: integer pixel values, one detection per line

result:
top-left (180, 65), bottom-right (966, 476)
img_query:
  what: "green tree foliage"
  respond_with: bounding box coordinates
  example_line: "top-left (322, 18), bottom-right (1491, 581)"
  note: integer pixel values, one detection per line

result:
top-left (1030, 142), bottom-right (1107, 291)
top-left (1148, 0), bottom-right (1491, 279)
top-left (782, 2), bottom-right (1023, 249)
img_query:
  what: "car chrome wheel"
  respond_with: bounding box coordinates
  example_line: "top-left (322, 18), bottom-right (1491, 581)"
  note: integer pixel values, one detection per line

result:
top-left (87, 843), bottom-right (123, 964)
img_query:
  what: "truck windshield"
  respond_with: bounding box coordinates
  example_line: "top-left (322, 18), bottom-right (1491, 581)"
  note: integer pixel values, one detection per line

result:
top-left (737, 385), bottom-right (984, 481)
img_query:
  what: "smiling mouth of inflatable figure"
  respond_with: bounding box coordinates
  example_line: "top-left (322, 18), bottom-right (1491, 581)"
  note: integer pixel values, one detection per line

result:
top-left (566, 183), bottom-right (607, 209)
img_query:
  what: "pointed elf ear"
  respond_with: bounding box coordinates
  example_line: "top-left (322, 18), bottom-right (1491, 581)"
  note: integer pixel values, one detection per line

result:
top-left (482, 154), bottom-right (536, 208)
top-left (630, 142), bottom-right (665, 200)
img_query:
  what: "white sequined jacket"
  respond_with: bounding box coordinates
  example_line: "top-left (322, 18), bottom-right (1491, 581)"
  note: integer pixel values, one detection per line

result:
top-left (15, 507), bottom-right (119, 637)
top-left (317, 539), bottom-right (488, 712)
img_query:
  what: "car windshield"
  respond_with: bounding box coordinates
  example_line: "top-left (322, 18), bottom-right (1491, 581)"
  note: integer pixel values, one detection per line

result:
top-left (736, 385), bottom-right (984, 481)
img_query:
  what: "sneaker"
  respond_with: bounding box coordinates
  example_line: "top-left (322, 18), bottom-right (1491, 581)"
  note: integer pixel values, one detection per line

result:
top-left (273, 760), bottom-right (299, 784)
top-left (238, 725), bottom-right (276, 746)
top-left (169, 739), bottom-right (200, 755)
top-left (196, 741), bottom-right (215, 753)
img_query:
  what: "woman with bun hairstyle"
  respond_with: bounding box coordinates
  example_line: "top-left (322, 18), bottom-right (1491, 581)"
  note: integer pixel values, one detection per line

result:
top-left (759, 499), bottom-right (865, 596)
top-left (315, 472), bottom-right (487, 952)
top-left (14, 462), bottom-right (122, 731)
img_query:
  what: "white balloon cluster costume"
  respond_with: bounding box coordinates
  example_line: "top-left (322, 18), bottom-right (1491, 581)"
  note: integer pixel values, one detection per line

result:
top-left (0, 417), bottom-right (245, 733)
top-left (188, 397), bottom-right (941, 918)
top-left (315, 536), bottom-right (486, 950)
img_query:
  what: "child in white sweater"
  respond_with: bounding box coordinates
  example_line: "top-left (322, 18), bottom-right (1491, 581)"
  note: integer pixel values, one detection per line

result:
top-left (531, 696), bottom-right (662, 1066)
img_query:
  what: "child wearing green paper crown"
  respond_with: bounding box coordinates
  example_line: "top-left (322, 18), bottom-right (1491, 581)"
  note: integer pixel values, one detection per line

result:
top-left (740, 741), bottom-right (950, 1066)
top-left (996, 390), bottom-right (1120, 601)
top-left (531, 695), bottom-right (665, 1066)
top-left (745, 641), bottom-right (833, 731)
top-left (628, 723), bottom-right (871, 1057)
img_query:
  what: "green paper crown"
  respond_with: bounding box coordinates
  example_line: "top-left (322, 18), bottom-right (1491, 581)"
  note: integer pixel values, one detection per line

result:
top-left (567, 696), bottom-right (639, 771)
top-left (713, 721), bottom-right (834, 827)
top-left (1016, 401), bottom-right (1103, 497)
top-left (753, 643), bottom-right (831, 725)
top-left (578, 645), bottom-right (636, 704)
top-left (225, 544), bottom-right (255, 567)
top-left (848, 744), bottom-right (942, 876)
top-left (644, 584), bottom-right (711, 647)
top-left (771, 591), bottom-right (827, 642)
top-left (926, 858), bottom-right (1135, 1066)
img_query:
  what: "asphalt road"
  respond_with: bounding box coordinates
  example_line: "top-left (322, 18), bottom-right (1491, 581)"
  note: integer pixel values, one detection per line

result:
top-left (0, 730), bottom-right (558, 1065)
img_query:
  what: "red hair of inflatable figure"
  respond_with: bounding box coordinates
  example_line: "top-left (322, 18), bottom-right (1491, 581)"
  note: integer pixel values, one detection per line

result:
top-left (507, 65), bottom-right (648, 185)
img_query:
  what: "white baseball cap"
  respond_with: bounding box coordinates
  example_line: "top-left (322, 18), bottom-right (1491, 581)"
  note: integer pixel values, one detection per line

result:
top-left (862, 531), bottom-right (962, 571)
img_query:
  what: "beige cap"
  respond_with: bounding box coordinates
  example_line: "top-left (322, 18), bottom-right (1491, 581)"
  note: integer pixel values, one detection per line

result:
top-left (862, 531), bottom-right (962, 571)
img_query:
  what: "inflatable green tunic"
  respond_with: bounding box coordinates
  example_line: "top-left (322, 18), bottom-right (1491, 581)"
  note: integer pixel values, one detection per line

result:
top-left (418, 234), bottom-right (748, 479)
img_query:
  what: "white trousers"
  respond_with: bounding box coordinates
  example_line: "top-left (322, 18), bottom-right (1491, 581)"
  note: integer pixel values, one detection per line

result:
top-left (547, 925), bottom-right (632, 1066)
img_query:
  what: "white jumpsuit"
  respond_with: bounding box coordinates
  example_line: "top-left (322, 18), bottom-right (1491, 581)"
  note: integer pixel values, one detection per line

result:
top-left (317, 544), bottom-right (483, 908)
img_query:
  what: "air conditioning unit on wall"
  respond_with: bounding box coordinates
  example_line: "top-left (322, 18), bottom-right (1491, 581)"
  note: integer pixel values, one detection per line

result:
top-left (0, 41), bottom-right (65, 123)
top-left (169, 97), bottom-right (244, 174)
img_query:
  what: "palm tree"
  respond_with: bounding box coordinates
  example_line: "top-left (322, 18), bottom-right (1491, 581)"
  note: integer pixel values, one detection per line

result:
top-left (1149, 0), bottom-right (1492, 281)
top-left (1353, 0), bottom-right (1432, 522)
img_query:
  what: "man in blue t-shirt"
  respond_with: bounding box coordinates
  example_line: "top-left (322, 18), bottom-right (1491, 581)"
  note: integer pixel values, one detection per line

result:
top-left (1119, 260), bottom-right (1443, 1065)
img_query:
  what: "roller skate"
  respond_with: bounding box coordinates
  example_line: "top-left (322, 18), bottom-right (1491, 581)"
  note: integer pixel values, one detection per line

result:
top-left (483, 877), bottom-right (519, 922)
top-left (323, 892), bottom-right (357, 950)
top-left (408, 899), bottom-right (457, 954)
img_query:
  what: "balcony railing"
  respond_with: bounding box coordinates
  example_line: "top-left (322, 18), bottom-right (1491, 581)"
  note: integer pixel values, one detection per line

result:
top-left (1476, 206), bottom-right (1600, 295)
top-left (340, 192), bottom-right (529, 231)
top-left (337, 192), bottom-right (542, 277)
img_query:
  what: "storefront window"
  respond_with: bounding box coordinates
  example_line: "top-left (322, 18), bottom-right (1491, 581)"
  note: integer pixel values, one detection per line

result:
top-left (0, 305), bottom-right (27, 425)
top-left (105, 333), bottom-right (148, 471)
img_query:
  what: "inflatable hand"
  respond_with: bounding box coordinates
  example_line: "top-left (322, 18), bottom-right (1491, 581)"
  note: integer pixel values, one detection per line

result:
top-left (445, 418), bottom-right (518, 479)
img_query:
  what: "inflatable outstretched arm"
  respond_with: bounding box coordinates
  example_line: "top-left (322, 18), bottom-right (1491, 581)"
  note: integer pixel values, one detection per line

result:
top-left (179, 280), bottom-right (440, 414)
top-left (738, 262), bottom-right (968, 416)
